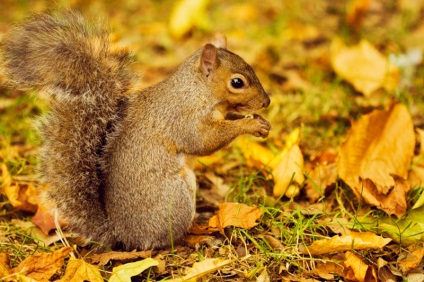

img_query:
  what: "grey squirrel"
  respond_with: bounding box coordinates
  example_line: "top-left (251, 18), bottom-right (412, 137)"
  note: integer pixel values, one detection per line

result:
top-left (0, 11), bottom-right (271, 250)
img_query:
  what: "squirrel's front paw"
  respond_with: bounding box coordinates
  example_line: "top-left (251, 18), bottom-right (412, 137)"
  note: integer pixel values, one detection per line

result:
top-left (246, 114), bottom-right (271, 138)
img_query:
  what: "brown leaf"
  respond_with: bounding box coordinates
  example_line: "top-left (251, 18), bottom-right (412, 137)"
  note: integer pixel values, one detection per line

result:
top-left (302, 232), bottom-right (391, 255)
top-left (346, 0), bottom-right (372, 31)
top-left (31, 203), bottom-right (58, 235)
top-left (359, 175), bottom-right (409, 218)
top-left (183, 235), bottom-right (216, 248)
top-left (377, 258), bottom-right (398, 282)
top-left (398, 243), bottom-right (424, 274)
top-left (331, 39), bottom-right (399, 95)
top-left (90, 250), bottom-right (152, 267)
top-left (208, 202), bottom-right (262, 235)
top-left (344, 251), bottom-right (377, 282)
top-left (60, 257), bottom-right (103, 282)
top-left (188, 221), bottom-right (219, 235)
top-left (305, 163), bottom-right (337, 202)
top-left (338, 103), bottom-right (415, 216)
top-left (13, 247), bottom-right (73, 281)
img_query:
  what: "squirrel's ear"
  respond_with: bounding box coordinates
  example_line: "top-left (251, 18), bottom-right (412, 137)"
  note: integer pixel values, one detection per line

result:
top-left (211, 33), bottom-right (227, 49)
top-left (200, 43), bottom-right (220, 77)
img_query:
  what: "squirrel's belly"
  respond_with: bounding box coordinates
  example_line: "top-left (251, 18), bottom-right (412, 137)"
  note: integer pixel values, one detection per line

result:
top-left (178, 153), bottom-right (197, 219)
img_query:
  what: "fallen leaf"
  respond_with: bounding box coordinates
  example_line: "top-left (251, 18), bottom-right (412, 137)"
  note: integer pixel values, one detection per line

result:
top-left (169, 0), bottom-right (209, 38)
top-left (0, 253), bottom-right (12, 279)
top-left (301, 232), bottom-right (391, 255)
top-left (183, 235), bottom-right (217, 248)
top-left (1, 163), bottom-right (38, 213)
top-left (14, 247), bottom-right (73, 281)
top-left (234, 136), bottom-right (275, 169)
top-left (90, 250), bottom-right (152, 267)
top-left (256, 267), bottom-right (271, 282)
top-left (377, 258), bottom-right (398, 282)
top-left (11, 219), bottom-right (63, 246)
top-left (398, 243), bottom-right (424, 274)
top-left (305, 162), bottom-right (337, 202)
top-left (331, 38), bottom-right (399, 95)
top-left (60, 257), bottom-right (103, 282)
top-left (272, 144), bottom-right (304, 197)
top-left (109, 258), bottom-right (159, 282)
top-left (208, 202), bottom-right (263, 235)
top-left (31, 203), bottom-right (57, 235)
top-left (311, 261), bottom-right (344, 280)
top-left (168, 258), bottom-right (232, 282)
top-left (346, 0), bottom-right (372, 31)
top-left (338, 103), bottom-right (415, 217)
top-left (188, 221), bottom-right (219, 235)
top-left (344, 251), bottom-right (377, 282)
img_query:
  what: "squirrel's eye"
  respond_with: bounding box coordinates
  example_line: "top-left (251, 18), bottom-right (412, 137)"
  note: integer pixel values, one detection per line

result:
top-left (231, 77), bottom-right (245, 89)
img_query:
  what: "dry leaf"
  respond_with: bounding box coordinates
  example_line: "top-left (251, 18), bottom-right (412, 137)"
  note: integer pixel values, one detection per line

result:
top-left (208, 202), bottom-right (263, 235)
top-left (169, 0), bottom-right (209, 38)
top-left (305, 163), bottom-right (337, 202)
top-left (346, 0), bottom-right (372, 31)
top-left (331, 38), bottom-right (399, 95)
top-left (272, 144), bottom-right (304, 198)
top-left (338, 103), bottom-right (415, 217)
top-left (60, 257), bottom-right (103, 282)
top-left (188, 221), bottom-right (219, 235)
top-left (311, 262), bottom-right (344, 280)
top-left (0, 253), bottom-right (12, 279)
top-left (301, 232), bottom-right (391, 255)
top-left (398, 243), bottom-right (424, 274)
top-left (14, 247), bottom-right (73, 281)
top-left (256, 267), bottom-right (271, 282)
top-left (109, 258), bottom-right (159, 282)
top-left (1, 163), bottom-right (38, 213)
top-left (31, 203), bottom-right (57, 235)
top-left (168, 258), bottom-right (232, 282)
top-left (377, 258), bottom-right (398, 282)
top-left (11, 219), bottom-right (62, 246)
top-left (90, 250), bottom-right (152, 267)
top-left (344, 251), bottom-right (377, 282)
top-left (234, 136), bottom-right (275, 169)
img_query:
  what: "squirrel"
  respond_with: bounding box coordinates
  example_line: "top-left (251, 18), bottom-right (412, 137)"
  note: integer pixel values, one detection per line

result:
top-left (0, 11), bottom-right (271, 251)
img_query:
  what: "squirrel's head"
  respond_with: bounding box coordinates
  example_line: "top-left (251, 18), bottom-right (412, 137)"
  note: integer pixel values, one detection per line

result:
top-left (198, 34), bottom-right (270, 114)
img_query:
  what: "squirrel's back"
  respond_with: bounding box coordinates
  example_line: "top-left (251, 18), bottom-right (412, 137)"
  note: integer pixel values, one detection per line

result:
top-left (1, 11), bottom-right (135, 245)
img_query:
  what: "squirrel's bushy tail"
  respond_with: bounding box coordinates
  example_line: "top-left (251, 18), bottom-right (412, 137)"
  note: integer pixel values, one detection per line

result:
top-left (1, 11), bottom-right (134, 245)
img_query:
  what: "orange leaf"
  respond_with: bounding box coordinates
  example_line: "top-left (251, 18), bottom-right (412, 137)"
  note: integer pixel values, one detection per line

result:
top-left (208, 202), bottom-right (262, 235)
top-left (344, 251), bottom-right (377, 282)
top-left (302, 232), bottom-right (391, 255)
top-left (338, 103), bottom-right (415, 216)
top-left (331, 39), bottom-right (399, 96)
top-left (0, 253), bottom-right (12, 279)
top-left (13, 247), bottom-right (73, 281)
top-left (398, 243), bottom-right (424, 274)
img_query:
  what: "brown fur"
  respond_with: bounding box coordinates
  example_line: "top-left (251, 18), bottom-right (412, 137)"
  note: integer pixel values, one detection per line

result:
top-left (0, 11), bottom-right (271, 250)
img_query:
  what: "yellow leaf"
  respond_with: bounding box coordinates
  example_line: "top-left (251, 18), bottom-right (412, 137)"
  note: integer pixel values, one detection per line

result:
top-left (338, 103), bottom-right (415, 217)
top-left (60, 257), bottom-right (103, 282)
top-left (208, 202), bottom-right (262, 234)
top-left (344, 251), bottom-right (377, 282)
top-left (234, 136), bottom-right (275, 168)
top-left (0, 253), bottom-right (12, 279)
top-left (330, 38), bottom-right (399, 96)
top-left (272, 144), bottom-right (304, 197)
top-left (13, 247), bottom-right (73, 281)
top-left (168, 258), bottom-right (232, 282)
top-left (302, 232), bottom-right (391, 255)
top-left (109, 258), bottom-right (159, 282)
top-left (169, 0), bottom-right (209, 38)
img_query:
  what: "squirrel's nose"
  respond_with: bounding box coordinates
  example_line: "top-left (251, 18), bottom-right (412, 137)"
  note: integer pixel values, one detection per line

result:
top-left (263, 95), bottom-right (271, 108)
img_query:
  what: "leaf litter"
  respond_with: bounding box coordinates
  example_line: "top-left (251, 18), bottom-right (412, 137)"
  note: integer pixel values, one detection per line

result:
top-left (1, 0), bottom-right (424, 281)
